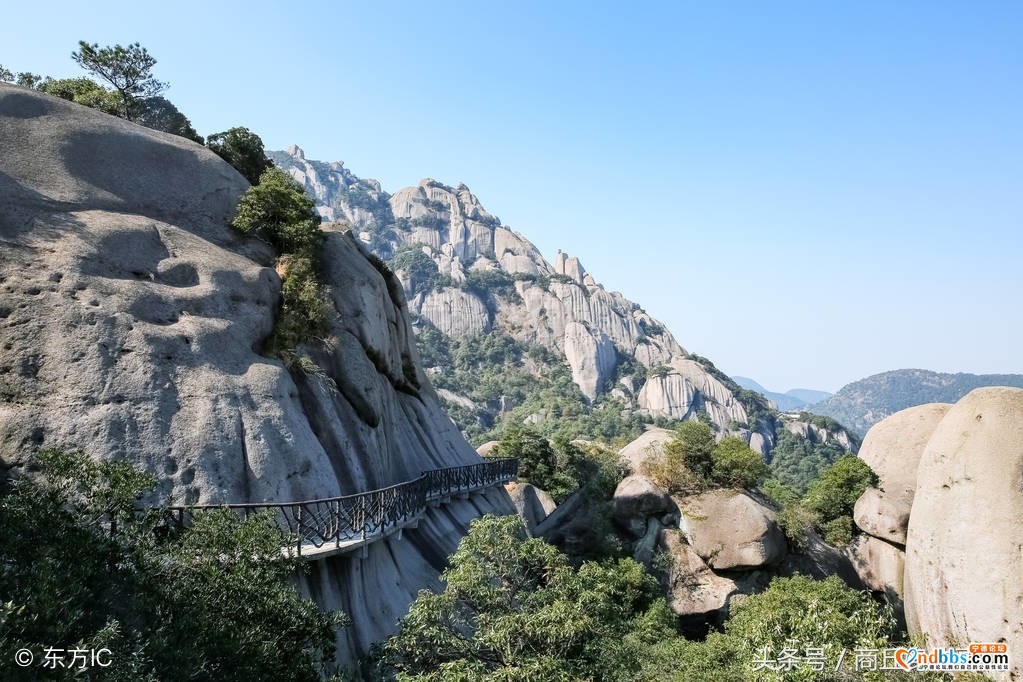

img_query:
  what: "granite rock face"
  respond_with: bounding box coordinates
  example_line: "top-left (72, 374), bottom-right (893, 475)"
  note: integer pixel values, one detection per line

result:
top-left (903, 388), bottom-right (1023, 679)
top-left (676, 490), bottom-right (786, 570)
top-left (0, 85), bottom-right (513, 664)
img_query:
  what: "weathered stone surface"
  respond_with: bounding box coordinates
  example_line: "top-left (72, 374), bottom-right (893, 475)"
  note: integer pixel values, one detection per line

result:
top-left (904, 387), bottom-right (1023, 678)
top-left (782, 417), bottom-right (857, 452)
top-left (658, 529), bottom-right (738, 617)
top-left (416, 287), bottom-right (491, 337)
top-left (677, 490), bottom-right (786, 570)
top-left (476, 440), bottom-right (500, 457)
top-left (563, 321), bottom-right (616, 400)
top-left (0, 85), bottom-right (514, 665)
top-left (612, 475), bottom-right (675, 537)
top-left (846, 534), bottom-right (905, 598)
top-left (859, 403), bottom-right (952, 500)
top-left (853, 487), bottom-right (910, 545)
top-left (505, 481), bottom-right (557, 534)
top-left (618, 427), bottom-right (676, 473)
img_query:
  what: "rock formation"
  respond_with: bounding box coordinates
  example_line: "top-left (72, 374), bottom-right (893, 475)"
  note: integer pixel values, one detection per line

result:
top-left (849, 389), bottom-right (1023, 679)
top-left (0, 84), bottom-right (514, 665)
top-left (904, 388), bottom-right (1023, 679)
top-left (270, 147), bottom-right (772, 445)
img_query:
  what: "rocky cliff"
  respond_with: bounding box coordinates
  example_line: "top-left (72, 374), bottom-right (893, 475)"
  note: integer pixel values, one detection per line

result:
top-left (0, 84), bottom-right (513, 664)
top-left (271, 146), bottom-right (773, 448)
top-left (848, 389), bottom-right (1023, 679)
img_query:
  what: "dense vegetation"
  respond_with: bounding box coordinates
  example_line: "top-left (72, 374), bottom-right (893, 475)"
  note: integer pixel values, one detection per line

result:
top-left (768, 428), bottom-right (852, 494)
top-left (232, 167), bottom-right (330, 363)
top-left (642, 420), bottom-right (769, 494)
top-left (0, 450), bottom-right (343, 681)
top-left (813, 368), bottom-right (1023, 436)
top-left (377, 514), bottom-right (941, 681)
top-left (418, 330), bottom-right (649, 445)
top-left (763, 455), bottom-right (878, 547)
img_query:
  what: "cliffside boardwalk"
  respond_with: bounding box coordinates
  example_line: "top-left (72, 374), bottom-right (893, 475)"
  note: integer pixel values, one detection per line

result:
top-left (163, 458), bottom-right (518, 560)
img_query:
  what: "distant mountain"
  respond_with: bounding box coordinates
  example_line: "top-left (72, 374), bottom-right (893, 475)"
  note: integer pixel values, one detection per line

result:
top-left (731, 376), bottom-right (832, 412)
top-left (270, 146), bottom-right (776, 448)
top-left (810, 369), bottom-right (1023, 437)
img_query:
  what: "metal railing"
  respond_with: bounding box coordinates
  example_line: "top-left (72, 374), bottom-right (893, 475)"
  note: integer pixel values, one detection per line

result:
top-left (162, 458), bottom-right (517, 557)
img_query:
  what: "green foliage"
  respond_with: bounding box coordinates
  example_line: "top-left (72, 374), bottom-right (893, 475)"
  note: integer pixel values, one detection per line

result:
top-left (71, 41), bottom-right (167, 120)
top-left (644, 423), bottom-right (768, 495)
top-left (802, 455), bottom-right (877, 523)
top-left (38, 77), bottom-right (122, 115)
top-left (490, 427), bottom-right (578, 503)
top-left (136, 96), bottom-right (203, 143)
top-left (0, 449), bottom-right (342, 681)
top-left (207, 127), bottom-right (273, 185)
top-left (271, 254), bottom-right (330, 354)
top-left (377, 515), bottom-right (667, 681)
top-left (387, 246), bottom-right (444, 298)
top-left (710, 436), bottom-right (769, 489)
top-left (769, 428), bottom-right (850, 495)
top-left (821, 515), bottom-right (854, 547)
top-left (463, 268), bottom-right (522, 304)
top-left (233, 167), bottom-right (322, 254)
top-left (232, 167), bottom-right (328, 356)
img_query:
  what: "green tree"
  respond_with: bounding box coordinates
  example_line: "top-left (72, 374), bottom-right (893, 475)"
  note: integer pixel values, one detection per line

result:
top-left (0, 449), bottom-right (342, 681)
top-left (38, 77), bottom-right (122, 115)
top-left (802, 455), bottom-right (877, 522)
top-left (207, 127), bottom-right (274, 184)
top-left (378, 515), bottom-right (668, 681)
top-left (709, 436), bottom-right (769, 489)
top-left (490, 426), bottom-right (578, 502)
top-left (232, 167), bottom-right (322, 254)
top-left (136, 96), bottom-right (203, 143)
top-left (71, 41), bottom-right (167, 120)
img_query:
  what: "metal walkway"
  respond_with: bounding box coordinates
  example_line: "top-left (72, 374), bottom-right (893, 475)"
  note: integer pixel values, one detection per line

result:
top-left (162, 458), bottom-right (518, 560)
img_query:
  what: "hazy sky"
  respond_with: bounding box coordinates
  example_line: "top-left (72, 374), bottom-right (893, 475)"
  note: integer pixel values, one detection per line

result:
top-left (4, 1), bottom-right (1020, 392)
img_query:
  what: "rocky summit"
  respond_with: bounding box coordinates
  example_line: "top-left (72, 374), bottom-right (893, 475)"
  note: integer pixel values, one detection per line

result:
top-left (271, 146), bottom-right (778, 448)
top-left (0, 84), bottom-right (514, 662)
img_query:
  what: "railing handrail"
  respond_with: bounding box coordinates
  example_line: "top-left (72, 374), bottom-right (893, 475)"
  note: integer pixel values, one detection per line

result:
top-left (159, 458), bottom-right (518, 558)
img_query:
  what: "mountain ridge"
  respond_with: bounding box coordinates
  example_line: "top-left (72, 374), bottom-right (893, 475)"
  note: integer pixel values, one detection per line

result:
top-left (811, 368), bottom-right (1023, 436)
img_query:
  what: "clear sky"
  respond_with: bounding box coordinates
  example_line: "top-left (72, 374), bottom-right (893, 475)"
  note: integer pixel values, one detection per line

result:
top-left (4, 1), bottom-right (1021, 392)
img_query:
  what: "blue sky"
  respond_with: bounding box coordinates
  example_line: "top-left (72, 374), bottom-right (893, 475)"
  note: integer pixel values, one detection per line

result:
top-left (4, 1), bottom-right (1020, 392)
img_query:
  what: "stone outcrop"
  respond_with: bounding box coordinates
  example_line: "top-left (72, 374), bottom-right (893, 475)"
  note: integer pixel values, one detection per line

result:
top-left (612, 475), bottom-right (676, 537)
top-left (504, 481), bottom-right (557, 535)
top-left (658, 529), bottom-right (739, 618)
top-left (415, 287), bottom-right (491, 337)
top-left (676, 490), bottom-right (786, 570)
top-left (903, 387), bottom-right (1023, 677)
top-left (846, 534), bottom-right (905, 598)
top-left (563, 321), bottom-right (616, 401)
top-left (852, 486), bottom-right (910, 545)
top-left (0, 85), bottom-right (513, 665)
top-left (618, 427), bottom-right (676, 473)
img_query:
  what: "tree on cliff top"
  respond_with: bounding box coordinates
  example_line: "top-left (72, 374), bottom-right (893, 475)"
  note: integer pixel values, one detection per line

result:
top-left (71, 41), bottom-right (166, 120)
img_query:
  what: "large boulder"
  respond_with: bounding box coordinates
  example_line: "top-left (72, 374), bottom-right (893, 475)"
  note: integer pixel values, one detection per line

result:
top-left (846, 534), bottom-right (905, 598)
top-left (618, 427), bottom-right (675, 473)
top-left (612, 475), bottom-right (675, 537)
top-left (852, 403), bottom-right (951, 547)
top-left (676, 490), bottom-right (786, 570)
top-left (853, 487), bottom-right (911, 545)
top-left (657, 529), bottom-right (739, 618)
top-left (904, 387), bottom-right (1023, 678)
top-left (858, 403), bottom-right (952, 498)
top-left (505, 481), bottom-right (557, 535)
